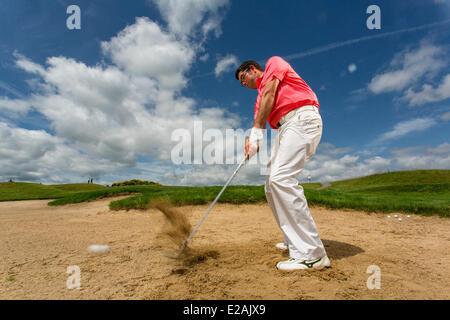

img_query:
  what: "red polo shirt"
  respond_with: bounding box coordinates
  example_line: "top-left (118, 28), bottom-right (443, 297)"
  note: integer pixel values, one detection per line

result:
top-left (254, 56), bottom-right (319, 129)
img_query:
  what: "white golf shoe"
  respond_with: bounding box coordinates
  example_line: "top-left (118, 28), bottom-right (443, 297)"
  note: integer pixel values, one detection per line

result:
top-left (275, 242), bottom-right (288, 250)
top-left (276, 256), bottom-right (331, 271)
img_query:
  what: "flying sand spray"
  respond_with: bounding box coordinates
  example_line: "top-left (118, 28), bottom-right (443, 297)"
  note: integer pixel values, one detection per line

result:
top-left (162, 157), bottom-right (248, 259)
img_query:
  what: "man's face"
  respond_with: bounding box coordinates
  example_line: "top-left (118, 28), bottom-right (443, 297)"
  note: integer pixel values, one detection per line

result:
top-left (238, 66), bottom-right (259, 89)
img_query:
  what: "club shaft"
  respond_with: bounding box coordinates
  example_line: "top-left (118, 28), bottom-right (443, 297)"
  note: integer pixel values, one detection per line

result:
top-left (177, 157), bottom-right (247, 256)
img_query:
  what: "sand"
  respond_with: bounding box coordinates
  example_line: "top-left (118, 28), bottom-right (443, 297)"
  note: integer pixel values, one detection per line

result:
top-left (0, 196), bottom-right (449, 300)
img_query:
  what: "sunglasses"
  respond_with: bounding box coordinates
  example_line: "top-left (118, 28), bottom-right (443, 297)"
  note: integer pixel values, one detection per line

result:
top-left (239, 68), bottom-right (250, 86)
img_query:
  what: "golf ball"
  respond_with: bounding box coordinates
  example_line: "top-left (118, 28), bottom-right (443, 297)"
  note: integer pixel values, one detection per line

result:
top-left (407, 215), bottom-right (411, 219)
top-left (398, 218), bottom-right (402, 222)
top-left (387, 215), bottom-right (391, 218)
top-left (394, 214), bottom-right (398, 218)
top-left (87, 244), bottom-right (110, 254)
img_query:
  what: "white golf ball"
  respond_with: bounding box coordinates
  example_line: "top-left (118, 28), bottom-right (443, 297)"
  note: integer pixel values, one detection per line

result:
top-left (87, 244), bottom-right (110, 254)
top-left (407, 215), bottom-right (411, 219)
top-left (398, 218), bottom-right (402, 222)
top-left (394, 214), bottom-right (398, 218)
top-left (387, 215), bottom-right (391, 218)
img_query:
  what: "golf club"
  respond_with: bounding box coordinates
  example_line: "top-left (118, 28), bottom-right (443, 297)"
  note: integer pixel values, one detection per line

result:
top-left (177, 156), bottom-right (248, 257)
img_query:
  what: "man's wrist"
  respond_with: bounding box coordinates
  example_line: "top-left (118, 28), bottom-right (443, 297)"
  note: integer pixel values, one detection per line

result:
top-left (253, 122), bottom-right (266, 129)
top-left (249, 127), bottom-right (265, 144)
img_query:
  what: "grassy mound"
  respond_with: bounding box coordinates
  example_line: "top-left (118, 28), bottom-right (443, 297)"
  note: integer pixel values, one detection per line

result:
top-left (0, 182), bottom-right (106, 201)
top-left (305, 170), bottom-right (449, 216)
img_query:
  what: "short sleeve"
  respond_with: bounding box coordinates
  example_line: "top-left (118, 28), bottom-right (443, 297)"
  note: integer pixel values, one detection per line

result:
top-left (263, 56), bottom-right (288, 85)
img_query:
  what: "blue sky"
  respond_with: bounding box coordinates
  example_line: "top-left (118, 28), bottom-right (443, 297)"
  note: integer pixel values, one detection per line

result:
top-left (0, 0), bottom-right (449, 185)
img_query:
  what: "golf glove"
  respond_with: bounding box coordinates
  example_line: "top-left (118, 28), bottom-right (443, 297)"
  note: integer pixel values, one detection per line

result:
top-left (247, 127), bottom-right (265, 159)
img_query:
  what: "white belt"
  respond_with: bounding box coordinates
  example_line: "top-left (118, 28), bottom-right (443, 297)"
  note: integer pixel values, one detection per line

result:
top-left (277, 105), bottom-right (318, 128)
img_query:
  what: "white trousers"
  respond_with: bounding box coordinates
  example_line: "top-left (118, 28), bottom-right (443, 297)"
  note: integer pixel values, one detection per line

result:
top-left (265, 106), bottom-right (327, 260)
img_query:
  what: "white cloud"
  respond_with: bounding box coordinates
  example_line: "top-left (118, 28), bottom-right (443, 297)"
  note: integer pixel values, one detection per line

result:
top-left (401, 74), bottom-right (450, 106)
top-left (299, 142), bottom-right (449, 183)
top-left (300, 145), bottom-right (392, 183)
top-left (214, 54), bottom-right (238, 78)
top-left (160, 141), bottom-right (391, 186)
top-left (368, 42), bottom-right (446, 94)
top-left (11, 50), bottom-right (240, 165)
top-left (0, 122), bottom-right (59, 163)
top-left (199, 53), bottom-right (210, 62)
top-left (0, 97), bottom-right (32, 115)
top-left (150, 0), bottom-right (230, 40)
top-left (391, 143), bottom-right (450, 170)
top-left (101, 17), bottom-right (194, 92)
top-left (0, 12), bottom-right (241, 184)
top-left (14, 52), bottom-right (46, 75)
top-left (0, 121), bottom-right (124, 183)
top-left (107, 138), bottom-right (450, 185)
top-left (162, 164), bottom-right (262, 186)
top-left (374, 118), bottom-right (437, 144)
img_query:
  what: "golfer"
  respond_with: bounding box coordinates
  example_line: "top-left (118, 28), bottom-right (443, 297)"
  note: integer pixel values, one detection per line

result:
top-left (236, 56), bottom-right (330, 270)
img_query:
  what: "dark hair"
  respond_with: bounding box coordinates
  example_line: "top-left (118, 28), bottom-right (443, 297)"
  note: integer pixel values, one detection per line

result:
top-left (235, 60), bottom-right (263, 80)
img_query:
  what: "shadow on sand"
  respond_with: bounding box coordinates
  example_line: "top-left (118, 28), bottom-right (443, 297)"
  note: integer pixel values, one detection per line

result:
top-left (322, 239), bottom-right (364, 260)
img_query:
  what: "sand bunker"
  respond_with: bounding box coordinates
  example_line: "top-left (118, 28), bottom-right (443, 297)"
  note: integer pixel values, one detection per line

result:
top-left (0, 197), bottom-right (449, 299)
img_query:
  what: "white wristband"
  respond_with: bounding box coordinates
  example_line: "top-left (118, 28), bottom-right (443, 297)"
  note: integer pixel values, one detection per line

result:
top-left (249, 127), bottom-right (265, 145)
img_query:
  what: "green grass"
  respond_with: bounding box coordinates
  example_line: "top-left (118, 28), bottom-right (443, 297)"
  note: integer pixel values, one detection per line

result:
top-left (301, 183), bottom-right (322, 190)
top-left (51, 183), bottom-right (107, 192)
top-left (48, 185), bottom-right (267, 210)
top-left (0, 182), bottom-right (106, 201)
top-left (305, 170), bottom-right (450, 217)
top-left (2, 170), bottom-right (449, 217)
